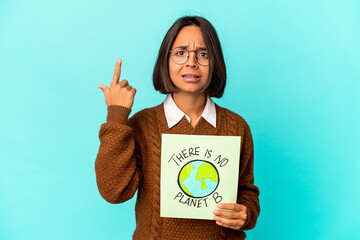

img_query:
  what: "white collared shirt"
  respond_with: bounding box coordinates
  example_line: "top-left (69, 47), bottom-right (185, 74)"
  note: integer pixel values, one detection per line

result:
top-left (163, 94), bottom-right (217, 128)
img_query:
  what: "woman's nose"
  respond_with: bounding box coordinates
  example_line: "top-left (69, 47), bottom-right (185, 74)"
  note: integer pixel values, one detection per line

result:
top-left (186, 52), bottom-right (198, 68)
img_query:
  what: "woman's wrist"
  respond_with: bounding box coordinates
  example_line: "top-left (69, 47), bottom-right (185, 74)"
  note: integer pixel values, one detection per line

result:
top-left (107, 105), bottom-right (132, 124)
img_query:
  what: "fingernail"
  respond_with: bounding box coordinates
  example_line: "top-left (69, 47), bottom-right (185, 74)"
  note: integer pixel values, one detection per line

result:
top-left (213, 210), bottom-right (218, 214)
top-left (218, 204), bottom-right (222, 208)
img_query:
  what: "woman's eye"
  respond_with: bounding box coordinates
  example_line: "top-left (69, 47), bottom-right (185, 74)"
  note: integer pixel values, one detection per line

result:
top-left (176, 51), bottom-right (185, 56)
top-left (199, 52), bottom-right (209, 58)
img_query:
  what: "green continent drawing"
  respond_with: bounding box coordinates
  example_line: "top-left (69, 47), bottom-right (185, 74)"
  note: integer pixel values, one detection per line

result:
top-left (180, 184), bottom-right (193, 196)
top-left (179, 164), bottom-right (194, 183)
top-left (200, 179), bottom-right (207, 190)
top-left (196, 162), bottom-right (218, 182)
top-left (178, 160), bottom-right (219, 198)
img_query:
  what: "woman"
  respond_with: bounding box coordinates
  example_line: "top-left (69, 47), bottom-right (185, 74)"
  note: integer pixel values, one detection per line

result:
top-left (96, 16), bottom-right (260, 240)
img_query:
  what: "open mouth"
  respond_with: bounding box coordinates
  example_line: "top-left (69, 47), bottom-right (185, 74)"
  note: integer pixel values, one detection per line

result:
top-left (181, 74), bottom-right (200, 81)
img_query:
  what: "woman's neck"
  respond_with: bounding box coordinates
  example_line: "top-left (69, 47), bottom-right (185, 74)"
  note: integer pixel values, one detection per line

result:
top-left (172, 92), bottom-right (206, 124)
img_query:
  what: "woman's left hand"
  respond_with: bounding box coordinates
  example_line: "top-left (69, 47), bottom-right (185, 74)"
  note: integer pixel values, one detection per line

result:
top-left (213, 203), bottom-right (247, 230)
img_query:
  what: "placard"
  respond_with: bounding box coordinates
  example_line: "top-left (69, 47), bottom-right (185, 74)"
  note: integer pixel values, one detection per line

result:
top-left (160, 134), bottom-right (241, 220)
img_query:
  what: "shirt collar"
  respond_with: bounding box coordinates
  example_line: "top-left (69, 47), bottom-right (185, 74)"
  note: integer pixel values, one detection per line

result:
top-left (163, 94), bottom-right (216, 128)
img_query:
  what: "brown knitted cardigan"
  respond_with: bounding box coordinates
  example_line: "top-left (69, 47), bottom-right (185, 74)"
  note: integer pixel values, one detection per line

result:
top-left (95, 102), bottom-right (260, 240)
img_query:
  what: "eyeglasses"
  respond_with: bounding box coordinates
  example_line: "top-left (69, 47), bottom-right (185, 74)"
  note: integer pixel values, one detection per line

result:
top-left (169, 48), bottom-right (209, 66)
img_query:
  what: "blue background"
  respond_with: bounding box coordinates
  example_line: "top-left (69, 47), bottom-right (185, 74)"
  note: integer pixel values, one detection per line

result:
top-left (1, 0), bottom-right (359, 239)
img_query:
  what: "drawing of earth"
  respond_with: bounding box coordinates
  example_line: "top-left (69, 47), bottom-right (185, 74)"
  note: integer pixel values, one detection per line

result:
top-left (178, 160), bottom-right (219, 198)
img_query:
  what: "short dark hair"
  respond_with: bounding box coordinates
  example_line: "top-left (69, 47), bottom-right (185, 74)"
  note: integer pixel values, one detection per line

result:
top-left (153, 16), bottom-right (226, 98)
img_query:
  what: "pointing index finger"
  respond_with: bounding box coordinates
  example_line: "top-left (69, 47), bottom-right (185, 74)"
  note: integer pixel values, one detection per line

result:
top-left (111, 58), bottom-right (122, 86)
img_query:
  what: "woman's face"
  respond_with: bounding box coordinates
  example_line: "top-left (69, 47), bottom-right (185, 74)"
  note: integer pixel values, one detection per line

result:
top-left (168, 26), bottom-right (210, 96)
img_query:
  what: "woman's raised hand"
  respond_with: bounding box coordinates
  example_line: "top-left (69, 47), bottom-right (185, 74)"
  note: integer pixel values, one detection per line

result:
top-left (98, 58), bottom-right (136, 109)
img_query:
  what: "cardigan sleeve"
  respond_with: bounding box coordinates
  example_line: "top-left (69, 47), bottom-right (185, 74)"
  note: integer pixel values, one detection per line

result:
top-left (95, 105), bottom-right (142, 204)
top-left (236, 121), bottom-right (260, 230)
